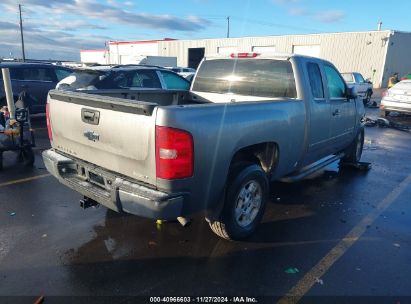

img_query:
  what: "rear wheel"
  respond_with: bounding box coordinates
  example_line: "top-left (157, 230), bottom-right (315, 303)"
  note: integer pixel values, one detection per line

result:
top-left (342, 129), bottom-right (364, 163)
top-left (209, 164), bottom-right (269, 240)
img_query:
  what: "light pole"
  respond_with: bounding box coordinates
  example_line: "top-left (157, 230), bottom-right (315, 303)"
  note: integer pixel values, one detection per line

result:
top-left (227, 16), bottom-right (230, 38)
top-left (19, 4), bottom-right (26, 61)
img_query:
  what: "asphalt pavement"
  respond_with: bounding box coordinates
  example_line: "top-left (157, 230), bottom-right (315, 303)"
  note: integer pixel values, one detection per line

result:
top-left (0, 105), bottom-right (410, 304)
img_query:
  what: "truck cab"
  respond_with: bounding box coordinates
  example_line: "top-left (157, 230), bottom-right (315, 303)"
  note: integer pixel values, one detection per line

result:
top-left (341, 72), bottom-right (373, 104)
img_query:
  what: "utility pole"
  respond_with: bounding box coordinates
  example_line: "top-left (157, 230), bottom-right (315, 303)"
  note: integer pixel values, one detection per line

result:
top-left (227, 16), bottom-right (230, 38)
top-left (19, 4), bottom-right (26, 61)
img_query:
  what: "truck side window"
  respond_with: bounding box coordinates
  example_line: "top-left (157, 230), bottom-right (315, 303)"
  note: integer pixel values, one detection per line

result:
top-left (21, 68), bottom-right (54, 82)
top-left (354, 73), bottom-right (365, 83)
top-left (159, 71), bottom-right (190, 90)
top-left (307, 63), bottom-right (324, 99)
top-left (55, 68), bottom-right (72, 81)
top-left (341, 73), bottom-right (354, 82)
top-left (131, 70), bottom-right (161, 88)
top-left (9, 68), bottom-right (23, 80)
top-left (324, 66), bottom-right (346, 98)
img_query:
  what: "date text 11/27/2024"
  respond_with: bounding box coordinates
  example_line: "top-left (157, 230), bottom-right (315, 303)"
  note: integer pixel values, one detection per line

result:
top-left (149, 297), bottom-right (258, 303)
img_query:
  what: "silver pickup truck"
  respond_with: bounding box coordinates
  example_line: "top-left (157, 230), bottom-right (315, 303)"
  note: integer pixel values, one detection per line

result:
top-left (43, 53), bottom-right (365, 240)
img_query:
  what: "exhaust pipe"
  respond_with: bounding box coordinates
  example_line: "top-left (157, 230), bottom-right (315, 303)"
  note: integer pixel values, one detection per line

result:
top-left (80, 197), bottom-right (99, 209)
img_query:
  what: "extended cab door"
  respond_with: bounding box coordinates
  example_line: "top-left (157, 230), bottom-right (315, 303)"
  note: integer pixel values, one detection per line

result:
top-left (324, 65), bottom-right (356, 152)
top-left (304, 61), bottom-right (333, 164)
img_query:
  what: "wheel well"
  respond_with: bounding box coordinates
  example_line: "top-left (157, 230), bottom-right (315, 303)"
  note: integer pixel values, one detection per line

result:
top-left (230, 142), bottom-right (279, 174)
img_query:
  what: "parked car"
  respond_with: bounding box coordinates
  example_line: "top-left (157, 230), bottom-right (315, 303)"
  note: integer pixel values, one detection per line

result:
top-left (0, 63), bottom-right (72, 113)
top-left (57, 65), bottom-right (190, 91)
top-left (43, 53), bottom-right (364, 240)
top-left (380, 80), bottom-right (411, 117)
top-left (167, 67), bottom-right (196, 79)
top-left (341, 72), bottom-right (373, 104)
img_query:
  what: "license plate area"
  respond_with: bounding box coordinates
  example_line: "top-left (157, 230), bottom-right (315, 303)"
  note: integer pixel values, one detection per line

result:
top-left (89, 171), bottom-right (105, 187)
top-left (76, 164), bottom-right (113, 190)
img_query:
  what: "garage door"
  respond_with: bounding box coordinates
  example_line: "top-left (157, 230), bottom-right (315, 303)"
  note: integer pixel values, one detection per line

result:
top-left (292, 45), bottom-right (321, 58)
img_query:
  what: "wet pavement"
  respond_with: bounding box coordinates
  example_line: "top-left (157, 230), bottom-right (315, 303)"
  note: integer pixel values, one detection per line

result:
top-left (0, 107), bottom-right (411, 303)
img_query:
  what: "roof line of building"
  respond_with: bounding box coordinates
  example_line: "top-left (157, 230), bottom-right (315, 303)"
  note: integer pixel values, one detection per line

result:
top-left (80, 49), bottom-right (107, 52)
top-left (108, 38), bottom-right (176, 45)
top-left (161, 30), bottom-right (402, 44)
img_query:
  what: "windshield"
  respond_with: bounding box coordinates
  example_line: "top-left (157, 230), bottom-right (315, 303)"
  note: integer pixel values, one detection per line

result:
top-left (57, 70), bottom-right (104, 90)
top-left (192, 59), bottom-right (297, 98)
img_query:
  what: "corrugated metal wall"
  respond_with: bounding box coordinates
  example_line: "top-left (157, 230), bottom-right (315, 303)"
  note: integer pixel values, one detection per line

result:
top-left (158, 31), bottom-right (393, 87)
top-left (384, 32), bottom-right (411, 87)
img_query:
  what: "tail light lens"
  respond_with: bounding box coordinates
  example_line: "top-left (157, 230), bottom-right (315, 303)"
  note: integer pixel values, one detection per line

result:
top-left (46, 102), bottom-right (53, 141)
top-left (155, 126), bottom-right (193, 179)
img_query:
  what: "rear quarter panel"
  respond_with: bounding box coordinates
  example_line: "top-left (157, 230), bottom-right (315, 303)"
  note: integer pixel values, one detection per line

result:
top-left (155, 100), bottom-right (306, 214)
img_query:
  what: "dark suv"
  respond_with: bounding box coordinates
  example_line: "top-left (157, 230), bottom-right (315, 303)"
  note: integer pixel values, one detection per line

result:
top-left (0, 62), bottom-right (72, 114)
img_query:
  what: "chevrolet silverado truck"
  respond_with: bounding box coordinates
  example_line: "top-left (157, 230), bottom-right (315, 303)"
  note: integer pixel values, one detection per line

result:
top-left (43, 53), bottom-right (365, 240)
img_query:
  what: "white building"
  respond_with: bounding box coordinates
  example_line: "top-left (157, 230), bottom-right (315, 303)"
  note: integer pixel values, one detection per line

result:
top-left (81, 30), bottom-right (411, 88)
top-left (80, 38), bottom-right (175, 65)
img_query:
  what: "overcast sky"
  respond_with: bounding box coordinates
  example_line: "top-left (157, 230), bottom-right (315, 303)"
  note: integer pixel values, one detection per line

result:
top-left (0, 0), bottom-right (409, 61)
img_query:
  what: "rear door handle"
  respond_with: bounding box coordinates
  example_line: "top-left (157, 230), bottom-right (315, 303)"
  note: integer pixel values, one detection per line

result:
top-left (332, 109), bottom-right (340, 116)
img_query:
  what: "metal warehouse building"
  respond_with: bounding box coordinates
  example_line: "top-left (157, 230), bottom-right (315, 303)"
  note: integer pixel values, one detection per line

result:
top-left (81, 30), bottom-right (411, 88)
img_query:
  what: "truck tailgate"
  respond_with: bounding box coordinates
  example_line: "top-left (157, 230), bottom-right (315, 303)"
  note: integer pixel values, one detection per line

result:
top-left (48, 90), bottom-right (158, 185)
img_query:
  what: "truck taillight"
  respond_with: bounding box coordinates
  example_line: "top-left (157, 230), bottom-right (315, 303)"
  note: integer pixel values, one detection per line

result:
top-left (155, 126), bottom-right (193, 180)
top-left (46, 103), bottom-right (52, 141)
top-left (230, 53), bottom-right (259, 58)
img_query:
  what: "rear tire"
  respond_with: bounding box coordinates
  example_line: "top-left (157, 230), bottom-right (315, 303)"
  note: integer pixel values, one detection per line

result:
top-left (209, 164), bottom-right (269, 240)
top-left (342, 129), bottom-right (364, 163)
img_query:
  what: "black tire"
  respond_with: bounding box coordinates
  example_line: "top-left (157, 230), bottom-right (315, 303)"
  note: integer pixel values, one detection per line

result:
top-left (209, 164), bottom-right (269, 240)
top-left (342, 129), bottom-right (364, 163)
top-left (0, 152), bottom-right (3, 171)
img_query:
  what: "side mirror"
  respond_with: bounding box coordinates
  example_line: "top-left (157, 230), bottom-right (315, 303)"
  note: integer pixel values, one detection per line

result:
top-left (346, 86), bottom-right (357, 100)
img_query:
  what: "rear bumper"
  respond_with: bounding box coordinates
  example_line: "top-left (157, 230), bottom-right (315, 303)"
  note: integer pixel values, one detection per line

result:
top-left (42, 149), bottom-right (185, 220)
top-left (381, 99), bottom-right (411, 114)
